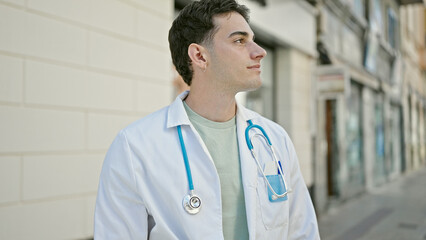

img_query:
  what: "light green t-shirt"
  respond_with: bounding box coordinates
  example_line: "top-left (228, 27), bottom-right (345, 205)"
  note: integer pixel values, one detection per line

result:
top-left (183, 101), bottom-right (249, 240)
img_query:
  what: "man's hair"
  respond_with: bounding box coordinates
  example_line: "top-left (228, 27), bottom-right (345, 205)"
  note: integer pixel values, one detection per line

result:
top-left (168, 0), bottom-right (249, 86)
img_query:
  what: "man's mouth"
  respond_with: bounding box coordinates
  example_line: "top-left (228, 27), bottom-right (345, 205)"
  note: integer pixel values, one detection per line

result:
top-left (247, 64), bottom-right (261, 69)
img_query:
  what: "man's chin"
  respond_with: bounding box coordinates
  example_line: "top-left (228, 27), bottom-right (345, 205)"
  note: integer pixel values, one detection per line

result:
top-left (233, 78), bottom-right (262, 93)
top-left (245, 80), bottom-right (262, 92)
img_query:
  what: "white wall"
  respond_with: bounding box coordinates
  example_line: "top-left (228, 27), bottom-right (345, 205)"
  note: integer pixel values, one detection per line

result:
top-left (276, 48), bottom-right (316, 186)
top-left (0, 0), bottom-right (174, 239)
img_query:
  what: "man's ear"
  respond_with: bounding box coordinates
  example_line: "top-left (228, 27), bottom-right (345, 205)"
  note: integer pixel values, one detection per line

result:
top-left (188, 43), bottom-right (208, 70)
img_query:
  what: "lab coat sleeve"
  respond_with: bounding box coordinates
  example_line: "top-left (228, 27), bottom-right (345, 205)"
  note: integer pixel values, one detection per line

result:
top-left (94, 130), bottom-right (149, 239)
top-left (287, 140), bottom-right (320, 240)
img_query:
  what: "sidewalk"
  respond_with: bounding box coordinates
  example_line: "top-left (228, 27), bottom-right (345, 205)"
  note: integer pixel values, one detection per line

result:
top-left (318, 167), bottom-right (426, 240)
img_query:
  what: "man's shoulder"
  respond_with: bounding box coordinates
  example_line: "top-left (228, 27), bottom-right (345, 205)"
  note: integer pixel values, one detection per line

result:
top-left (121, 105), bottom-right (170, 137)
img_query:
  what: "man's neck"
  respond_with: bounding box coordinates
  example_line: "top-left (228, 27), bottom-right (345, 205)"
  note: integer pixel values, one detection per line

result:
top-left (184, 89), bottom-right (237, 123)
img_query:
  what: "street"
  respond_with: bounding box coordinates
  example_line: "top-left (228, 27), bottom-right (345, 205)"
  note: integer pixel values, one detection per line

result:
top-left (318, 167), bottom-right (426, 240)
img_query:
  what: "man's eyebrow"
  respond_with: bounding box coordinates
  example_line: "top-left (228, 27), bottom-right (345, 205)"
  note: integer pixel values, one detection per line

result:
top-left (228, 31), bottom-right (255, 40)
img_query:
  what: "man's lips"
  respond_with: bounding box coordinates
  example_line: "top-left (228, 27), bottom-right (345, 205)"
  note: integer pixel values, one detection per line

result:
top-left (247, 64), bottom-right (261, 69)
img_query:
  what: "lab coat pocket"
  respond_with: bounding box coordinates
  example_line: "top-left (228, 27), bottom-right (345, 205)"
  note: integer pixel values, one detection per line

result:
top-left (265, 175), bottom-right (288, 202)
top-left (256, 175), bottom-right (290, 230)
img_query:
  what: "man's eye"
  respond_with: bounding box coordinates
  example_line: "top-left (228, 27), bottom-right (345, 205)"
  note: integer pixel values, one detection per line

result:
top-left (235, 39), bottom-right (244, 43)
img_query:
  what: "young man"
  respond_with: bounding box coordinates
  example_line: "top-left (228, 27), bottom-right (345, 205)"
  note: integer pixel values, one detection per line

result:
top-left (94, 0), bottom-right (320, 239)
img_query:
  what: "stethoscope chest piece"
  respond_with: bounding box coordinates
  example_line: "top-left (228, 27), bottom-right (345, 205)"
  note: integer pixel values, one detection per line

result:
top-left (183, 192), bottom-right (201, 215)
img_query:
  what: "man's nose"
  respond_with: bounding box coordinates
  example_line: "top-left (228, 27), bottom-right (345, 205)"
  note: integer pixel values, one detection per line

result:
top-left (250, 42), bottom-right (267, 60)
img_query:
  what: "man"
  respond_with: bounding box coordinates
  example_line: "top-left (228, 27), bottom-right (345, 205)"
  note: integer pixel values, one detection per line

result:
top-left (94, 0), bottom-right (320, 239)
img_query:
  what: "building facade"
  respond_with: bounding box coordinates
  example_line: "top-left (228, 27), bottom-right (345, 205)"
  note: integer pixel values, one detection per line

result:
top-left (313, 0), bottom-right (425, 215)
top-left (400, 3), bottom-right (426, 173)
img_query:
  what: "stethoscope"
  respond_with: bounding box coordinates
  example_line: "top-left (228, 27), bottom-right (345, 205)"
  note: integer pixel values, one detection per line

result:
top-left (245, 120), bottom-right (291, 200)
top-left (177, 120), bottom-right (290, 215)
top-left (177, 125), bottom-right (202, 214)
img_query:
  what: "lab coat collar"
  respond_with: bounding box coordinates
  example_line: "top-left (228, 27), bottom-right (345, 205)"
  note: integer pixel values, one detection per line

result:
top-left (166, 90), bottom-right (260, 129)
top-left (166, 91), bottom-right (191, 128)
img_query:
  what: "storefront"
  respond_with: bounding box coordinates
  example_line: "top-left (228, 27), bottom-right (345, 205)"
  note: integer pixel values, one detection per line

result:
top-left (314, 66), bottom-right (368, 211)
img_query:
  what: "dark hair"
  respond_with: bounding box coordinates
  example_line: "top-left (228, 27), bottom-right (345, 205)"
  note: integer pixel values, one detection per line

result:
top-left (168, 0), bottom-right (249, 86)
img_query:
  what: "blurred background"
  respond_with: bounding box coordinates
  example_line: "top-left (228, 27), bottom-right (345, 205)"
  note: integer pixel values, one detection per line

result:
top-left (0, 0), bottom-right (425, 239)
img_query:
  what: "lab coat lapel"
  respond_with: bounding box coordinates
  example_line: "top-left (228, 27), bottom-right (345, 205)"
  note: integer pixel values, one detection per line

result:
top-left (166, 91), bottom-right (191, 128)
top-left (236, 103), bottom-right (259, 240)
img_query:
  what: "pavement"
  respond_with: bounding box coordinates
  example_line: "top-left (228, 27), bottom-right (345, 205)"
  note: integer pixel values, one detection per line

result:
top-left (318, 167), bottom-right (426, 240)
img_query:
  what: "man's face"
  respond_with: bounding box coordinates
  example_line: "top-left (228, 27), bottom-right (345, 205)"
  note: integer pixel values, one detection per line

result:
top-left (206, 12), bottom-right (267, 94)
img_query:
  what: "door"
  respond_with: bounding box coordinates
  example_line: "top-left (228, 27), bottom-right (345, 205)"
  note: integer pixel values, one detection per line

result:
top-left (325, 99), bottom-right (340, 198)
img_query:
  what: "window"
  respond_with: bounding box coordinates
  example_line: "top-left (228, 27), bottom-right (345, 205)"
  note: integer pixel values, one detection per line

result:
top-left (348, 0), bottom-right (365, 19)
top-left (374, 93), bottom-right (386, 185)
top-left (370, 0), bottom-right (383, 34)
top-left (346, 81), bottom-right (364, 191)
top-left (387, 7), bottom-right (397, 49)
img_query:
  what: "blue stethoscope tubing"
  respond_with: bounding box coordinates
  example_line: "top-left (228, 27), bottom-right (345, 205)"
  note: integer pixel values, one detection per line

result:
top-left (177, 125), bottom-right (201, 215)
top-left (177, 119), bottom-right (290, 214)
top-left (177, 125), bottom-right (194, 191)
top-left (245, 120), bottom-right (290, 200)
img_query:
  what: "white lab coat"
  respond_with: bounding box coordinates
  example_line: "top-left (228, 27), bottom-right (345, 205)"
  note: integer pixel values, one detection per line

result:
top-left (94, 91), bottom-right (320, 239)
